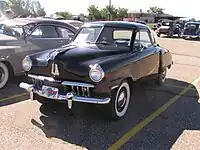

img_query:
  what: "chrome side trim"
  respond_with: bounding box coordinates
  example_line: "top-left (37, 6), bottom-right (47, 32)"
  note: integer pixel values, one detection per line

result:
top-left (111, 85), bottom-right (119, 90)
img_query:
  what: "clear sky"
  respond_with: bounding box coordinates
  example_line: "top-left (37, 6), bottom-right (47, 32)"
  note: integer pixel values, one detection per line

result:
top-left (39, 0), bottom-right (199, 20)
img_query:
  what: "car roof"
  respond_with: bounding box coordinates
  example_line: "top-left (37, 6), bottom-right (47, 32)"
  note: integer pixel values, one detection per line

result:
top-left (0, 18), bottom-right (78, 32)
top-left (82, 21), bottom-right (149, 30)
top-left (186, 21), bottom-right (200, 25)
top-left (61, 20), bottom-right (83, 23)
top-left (2, 18), bottom-right (76, 26)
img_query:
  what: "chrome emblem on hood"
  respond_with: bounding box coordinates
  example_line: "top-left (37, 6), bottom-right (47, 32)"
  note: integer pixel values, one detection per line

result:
top-left (51, 62), bottom-right (60, 76)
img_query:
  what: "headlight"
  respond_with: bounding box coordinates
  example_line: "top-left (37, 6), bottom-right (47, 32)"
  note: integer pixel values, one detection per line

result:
top-left (22, 56), bottom-right (32, 71)
top-left (89, 64), bottom-right (105, 82)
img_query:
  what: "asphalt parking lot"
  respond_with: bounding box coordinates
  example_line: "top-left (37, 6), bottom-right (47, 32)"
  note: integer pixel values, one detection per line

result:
top-left (1, 35), bottom-right (200, 150)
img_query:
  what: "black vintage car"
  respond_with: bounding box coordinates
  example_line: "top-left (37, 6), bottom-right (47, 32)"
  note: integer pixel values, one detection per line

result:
top-left (156, 20), bottom-right (182, 38)
top-left (19, 21), bottom-right (173, 120)
top-left (182, 22), bottom-right (200, 39)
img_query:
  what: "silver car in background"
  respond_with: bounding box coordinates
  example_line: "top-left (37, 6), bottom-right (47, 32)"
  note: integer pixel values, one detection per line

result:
top-left (60, 20), bottom-right (84, 29)
top-left (0, 18), bottom-right (77, 89)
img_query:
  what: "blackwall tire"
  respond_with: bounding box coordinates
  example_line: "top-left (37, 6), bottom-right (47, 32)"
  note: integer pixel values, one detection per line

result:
top-left (156, 67), bottom-right (167, 85)
top-left (107, 81), bottom-right (131, 120)
top-left (0, 62), bottom-right (9, 89)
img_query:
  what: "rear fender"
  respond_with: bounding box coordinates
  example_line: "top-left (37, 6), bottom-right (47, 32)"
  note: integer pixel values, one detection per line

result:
top-left (159, 49), bottom-right (173, 72)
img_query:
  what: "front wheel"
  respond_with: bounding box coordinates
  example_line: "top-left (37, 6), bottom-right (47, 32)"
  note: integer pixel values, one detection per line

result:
top-left (0, 62), bottom-right (9, 89)
top-left (106, 80), bottom-right (131, 120)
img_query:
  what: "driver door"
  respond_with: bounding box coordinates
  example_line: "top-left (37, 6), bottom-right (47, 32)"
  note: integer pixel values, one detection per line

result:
top-left (133, 29), bottom-right (160, 78)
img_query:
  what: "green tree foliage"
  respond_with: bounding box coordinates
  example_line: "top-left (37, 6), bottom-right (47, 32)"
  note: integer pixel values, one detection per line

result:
top-left (117, 7), bottom-right (128, 20)
top-left (4, 0), bottom-right (46, 18)
top-left (147, 6), bottom-right (165, 15)
top-left (87, 5), bottom-right (128, 21)
top-left (55, 11), bottom-right (73, 19)
top-left (87, 5), bottom-right (102, 20)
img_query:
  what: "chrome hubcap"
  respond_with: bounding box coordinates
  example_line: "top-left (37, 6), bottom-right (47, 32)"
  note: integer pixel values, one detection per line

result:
top-left (117, 87), bottom-right (127, 112)
top-left (0, 68), bottom-right (5, 83)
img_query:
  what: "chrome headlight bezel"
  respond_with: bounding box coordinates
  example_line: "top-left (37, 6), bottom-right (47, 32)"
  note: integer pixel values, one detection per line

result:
top-left (89, 64), bottom-right (105, 82)
top-left (22, 56), bottom-right (32, 71)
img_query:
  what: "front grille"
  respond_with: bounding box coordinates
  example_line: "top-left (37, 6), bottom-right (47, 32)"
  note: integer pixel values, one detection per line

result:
top-left (29, 76), bottom-right (93, 98)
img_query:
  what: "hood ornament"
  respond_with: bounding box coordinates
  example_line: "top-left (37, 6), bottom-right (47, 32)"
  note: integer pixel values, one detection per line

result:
top-left (51, 62), bottom-right (60, 76)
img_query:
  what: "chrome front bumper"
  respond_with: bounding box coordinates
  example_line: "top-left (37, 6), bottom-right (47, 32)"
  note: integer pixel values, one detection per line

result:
top-left (19, 75), bottom-right (111, 109)
top-left (182, 35), bottom-right (199, 38)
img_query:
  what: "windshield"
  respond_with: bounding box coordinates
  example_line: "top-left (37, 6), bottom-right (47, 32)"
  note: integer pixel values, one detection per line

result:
top-left (0, 24), bottom-right (24, 37)
top-left (73, 27), bottom-right (102, 44)
top-left (185, 23), bottom-right (199, 29)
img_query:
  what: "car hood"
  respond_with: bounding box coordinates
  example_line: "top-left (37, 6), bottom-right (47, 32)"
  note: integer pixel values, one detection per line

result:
top-left (29, 44), bottom-right (134, 76)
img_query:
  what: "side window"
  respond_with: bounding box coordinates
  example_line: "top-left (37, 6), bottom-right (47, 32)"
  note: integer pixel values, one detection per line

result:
top-left (30, 25), bottom-right (59, 38)
top-left (57, 27), bottom-right (75, 39)
top-left (140, 31), bottom-right (152, 47)
top-left (31, 27), bottom-right (42, 38)
top-left (134, 31), bottom-right (140, 46)
top-left (113, 30), bottom-right (132, 40)
top-left (113, 30), bottom-right (133, 46)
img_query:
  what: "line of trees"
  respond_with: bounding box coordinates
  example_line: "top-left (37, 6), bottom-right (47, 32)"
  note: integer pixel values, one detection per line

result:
top-left (1, 0), bottom-right (46, 18)
top-left (55, 5), bottom-right (129, 21)
top-left (0, 0), bottom-right (169, 21)
top-left (55, 5), bottom-right (167, 21)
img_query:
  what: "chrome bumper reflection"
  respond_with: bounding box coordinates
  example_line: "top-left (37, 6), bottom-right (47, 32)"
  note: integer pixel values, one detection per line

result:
top-left (182, 35), bottom-right (198, 38)
top-left (19, 82), bottom-right (111, 109)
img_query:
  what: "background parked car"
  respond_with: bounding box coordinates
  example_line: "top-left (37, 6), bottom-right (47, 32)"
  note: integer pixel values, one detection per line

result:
top-left (0, 18), bottom-right (78, 89)
top-left (156, 20), bottom-right (182, 38)
top-left (182, 22), bottom-right (200, 39)
top-left (60, 20), bottom-right (84, 29)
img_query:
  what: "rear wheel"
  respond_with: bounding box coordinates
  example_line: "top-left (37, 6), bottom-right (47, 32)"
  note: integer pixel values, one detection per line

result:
top-left (106, 80), bottom-right (131, 120)
top-left (156, 67), bottom-right (167, 85)
top-left (0, 62), bottom-right (9, 89)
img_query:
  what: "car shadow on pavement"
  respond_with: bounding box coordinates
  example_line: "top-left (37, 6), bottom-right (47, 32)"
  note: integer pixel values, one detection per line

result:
top-left (30, 78), bottom-right (199, 150)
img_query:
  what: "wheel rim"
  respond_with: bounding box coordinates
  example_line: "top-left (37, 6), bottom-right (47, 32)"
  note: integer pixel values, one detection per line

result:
top-left (117, 87), bottom-right (127, 112)
top-left (0, 67), bottom-right (5, 84)
top-left (161, 69), bottom-right (167, 82)
top-left (115, 82), bottom-right (130, 117)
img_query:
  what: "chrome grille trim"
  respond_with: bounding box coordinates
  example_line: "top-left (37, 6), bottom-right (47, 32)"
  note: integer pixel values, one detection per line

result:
top-left (28, 74), bottom-right (94, 97)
